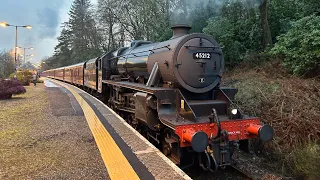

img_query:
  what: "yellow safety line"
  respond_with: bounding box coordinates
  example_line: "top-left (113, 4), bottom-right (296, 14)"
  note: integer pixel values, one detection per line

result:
top-left (52, 79), bottom-right (140, 180)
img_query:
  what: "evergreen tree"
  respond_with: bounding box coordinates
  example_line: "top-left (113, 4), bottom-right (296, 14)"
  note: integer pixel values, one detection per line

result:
top-left (68, 0), bottom-right (101, 61)
top-left (53, 0), bottom-right (102, 66)
top-left (54, 25), bottom-right (72, 66)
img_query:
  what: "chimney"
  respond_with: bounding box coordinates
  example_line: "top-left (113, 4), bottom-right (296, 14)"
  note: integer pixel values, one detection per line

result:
top-left (171, 24), bottom-right (191, 39)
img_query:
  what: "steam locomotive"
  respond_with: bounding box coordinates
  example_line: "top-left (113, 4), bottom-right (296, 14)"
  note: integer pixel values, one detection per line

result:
top-left (44, 25), bottom-right (274, 171)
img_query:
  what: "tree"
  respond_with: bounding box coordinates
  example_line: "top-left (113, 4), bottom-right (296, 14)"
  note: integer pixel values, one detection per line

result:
top-left (0, 50), bottom-right (14, 78)
top-left (259, 0), bottom-right (272, 48)
top-left (54, 25), bottom-right (72, 66)
top-left (51, 0), bottom-right (319, 76)
top-left (270, 15), bottom-right (320, 77)
top-left (189, 0), bottom-right (218, 33)
top-left (204, 1), bottom-right (262, 67)
top-left (96, 0), bottom-right (184, 44)
top-left (97, 0), bottom-right (118, 51)
top-left (54, 0), bottom-right (102, 66)
top-left (68, 0), bottom-right (102, 60)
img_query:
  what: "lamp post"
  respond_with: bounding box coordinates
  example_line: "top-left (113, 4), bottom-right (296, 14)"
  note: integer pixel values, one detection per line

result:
top-left (16, 46), bottom-right (33, 64)
top-left (24, 54), bottom-right (34, 62)
top-left (0, 22), bottom-right (32, 78)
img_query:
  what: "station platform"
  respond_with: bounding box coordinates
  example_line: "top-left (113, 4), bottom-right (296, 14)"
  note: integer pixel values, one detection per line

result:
top-left (44, 79), bottom-right (191, 180)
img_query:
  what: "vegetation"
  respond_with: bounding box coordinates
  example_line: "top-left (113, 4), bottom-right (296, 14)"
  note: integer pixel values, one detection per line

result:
top-left (203, 2), bottom-right (262, 67)
top-left (270, 15), bottom-right (320, 77)
top-left (44, 0), bottom-right (319, 78)
top-left (224, 62), bottom-right (320, 178)
top-left (9, 70), bottom-right (33, 86)
top-left (0, 79), bottom-right (26, 99)
top-left (293, 143), bottom-right (320, 179)
top-left (0, 50), bottom-right (14, 78)
top-left (39, 0), bottom-right (319, 178)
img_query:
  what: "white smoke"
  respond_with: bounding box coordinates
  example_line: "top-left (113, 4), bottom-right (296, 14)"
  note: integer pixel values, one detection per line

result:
top-left (170, 0), bottom-right (262, 25)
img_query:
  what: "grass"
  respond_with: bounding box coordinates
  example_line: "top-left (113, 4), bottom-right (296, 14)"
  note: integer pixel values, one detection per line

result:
top-left (293, 143), bottom-right (320, 179)
top-left (0, 85), bottom-right (50, 178)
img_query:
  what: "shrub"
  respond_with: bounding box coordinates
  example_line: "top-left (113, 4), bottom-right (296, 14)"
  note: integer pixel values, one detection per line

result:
top-left (36, 78), bottom-right (44, 83)
top-left (270, 15), bottom-right (320, 77)
top-left (9, 70), bottom-right (33, 86)
top-left (0, 79), bottom-right (26, 99)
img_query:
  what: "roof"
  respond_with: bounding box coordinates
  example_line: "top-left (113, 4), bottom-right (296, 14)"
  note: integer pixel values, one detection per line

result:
top-left (85, 58), bottom-right (98, 65)
top-left (64, 62), bottom-right (85, 69)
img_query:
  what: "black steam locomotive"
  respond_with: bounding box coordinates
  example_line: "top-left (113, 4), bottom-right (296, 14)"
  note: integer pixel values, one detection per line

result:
top-left (45, 25), bottom-right (274, 171)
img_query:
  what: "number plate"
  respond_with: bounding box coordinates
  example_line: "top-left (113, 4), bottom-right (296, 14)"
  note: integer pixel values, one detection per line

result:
top-left (193, 52), bottom-right (211, 59)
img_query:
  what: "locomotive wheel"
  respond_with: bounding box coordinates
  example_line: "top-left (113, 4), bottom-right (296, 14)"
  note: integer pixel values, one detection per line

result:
top-left (161, 128), bottom-right (181, 165)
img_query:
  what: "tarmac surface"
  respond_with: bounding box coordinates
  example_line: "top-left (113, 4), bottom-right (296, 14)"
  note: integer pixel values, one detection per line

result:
top-left (50, 79), bottom-right (190, 180)
top-left (0, 80), bottom-right (190, 179)
top-left (0, 83), bottom-right (109, 179)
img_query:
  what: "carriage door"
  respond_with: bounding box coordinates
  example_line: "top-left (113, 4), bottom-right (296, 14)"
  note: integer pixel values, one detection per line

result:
top-left (97, 58), bottom-right (102, 93)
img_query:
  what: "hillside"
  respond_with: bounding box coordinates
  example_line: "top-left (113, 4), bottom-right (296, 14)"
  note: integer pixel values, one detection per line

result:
top-left (223, 61), bottom-right (320, 178)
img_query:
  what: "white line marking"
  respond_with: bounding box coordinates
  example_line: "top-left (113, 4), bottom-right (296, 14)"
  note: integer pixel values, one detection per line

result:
top-left (134, 147), bottom-right (157, 155)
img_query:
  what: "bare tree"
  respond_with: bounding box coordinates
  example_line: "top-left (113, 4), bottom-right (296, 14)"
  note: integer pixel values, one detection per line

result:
top-left (0, 50), bottom-right (14, 78)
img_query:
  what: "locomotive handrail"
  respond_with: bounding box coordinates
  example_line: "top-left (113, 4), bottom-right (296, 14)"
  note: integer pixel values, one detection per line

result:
top-left (107, 45), bottom-right (171, 60)
top-left (219, 88), bottom-right (244, 114)
top-left (127, 45), bottom-right (171, 56)
top-left (184, 45), bottom-right (221, 49)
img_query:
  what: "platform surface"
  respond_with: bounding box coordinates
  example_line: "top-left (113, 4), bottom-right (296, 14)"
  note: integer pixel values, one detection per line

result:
top-left (46, 79), bottom-right (190, 180)
top-left (0, 82), bottom-right (108, 179)
top-left (0, 79), bottom-right (191, 179)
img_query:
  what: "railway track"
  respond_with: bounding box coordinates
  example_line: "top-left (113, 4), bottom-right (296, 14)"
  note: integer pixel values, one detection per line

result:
top-left (230, 150), bottom-right (282, 180)
top-left (184, 164), bottom-right (252, 180)
top-left (185, 159), bottom-right (282, 180)
top-left (231, 165), bottom-right (255, 179)
top-left (81, 83), bottom-right (279, 180)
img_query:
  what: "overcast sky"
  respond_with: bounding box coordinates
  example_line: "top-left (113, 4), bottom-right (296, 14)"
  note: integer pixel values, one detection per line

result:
top-left (0, 0), bottom-right (74, 64)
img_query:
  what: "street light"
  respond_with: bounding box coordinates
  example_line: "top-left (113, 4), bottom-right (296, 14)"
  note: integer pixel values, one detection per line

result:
top-left (16, 46), bottom-right (33, 64)
top-left (0, 22), bottom-right (7, 28)
top-left (24, 54), bottom-right (34, 63)
top-left (0, 21), bottom-right (32, 78)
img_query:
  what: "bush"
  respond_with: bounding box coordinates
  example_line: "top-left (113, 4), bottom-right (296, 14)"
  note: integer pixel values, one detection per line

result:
top-left (270, 15), bottom-right (320, 77)
top-left (36, 78), bottom-right (44, 83)
top-left (0, 79), bottom-right (26, 99)
top-left (9, 70), bottom-right (33, 86)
